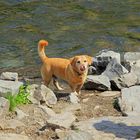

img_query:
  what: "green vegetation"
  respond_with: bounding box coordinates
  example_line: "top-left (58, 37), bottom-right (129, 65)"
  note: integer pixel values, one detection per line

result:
top-left (6, 85), bottom-right (31, 111)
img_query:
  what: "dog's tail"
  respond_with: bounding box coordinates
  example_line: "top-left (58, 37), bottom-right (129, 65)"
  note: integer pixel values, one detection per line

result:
top-left (38, 40), bottom-right (49, 62)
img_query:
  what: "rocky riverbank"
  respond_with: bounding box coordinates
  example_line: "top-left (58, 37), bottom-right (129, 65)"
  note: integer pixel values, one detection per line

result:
top-left (0, 51), bottom-right (140, 140)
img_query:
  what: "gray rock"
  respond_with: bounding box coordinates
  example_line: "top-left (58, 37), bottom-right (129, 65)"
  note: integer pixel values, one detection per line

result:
top-left (111, 72), bottom-right (138, 90)
top-left (0, 97), bottom-right (9, 118)
top-left (124, 52), bottom-right (140, 64)
top-left (0, 133), bottom-right (30, 140)
top-left (47, 112), bottom-right (76, 129)
top-left (0, 80), bottom-right (23, 96)
top-left (0, 72), bottom-right (18, 81)
top-left (29, 84), bottom-right (57, 106)
top-left (68, 93), bottom-right (79, 104)
top-left (102, 58), bottom-right (128, 81)
top-left (74, 116), bottom-right (140, 140)
top-left (131, 60), bottom-right (140, 84)
top-left (84, 75), bottom-right (111, 91)
top-left (97, 51), bottom-right (121, 63)
top-left (118, 86), bottom-right (140, 116)
top-left (63, 130), bottom-right (93, 140)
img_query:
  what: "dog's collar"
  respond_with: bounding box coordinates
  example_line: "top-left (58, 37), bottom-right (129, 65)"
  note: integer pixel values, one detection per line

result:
top-left (73, 69), bottom-right (83, 76)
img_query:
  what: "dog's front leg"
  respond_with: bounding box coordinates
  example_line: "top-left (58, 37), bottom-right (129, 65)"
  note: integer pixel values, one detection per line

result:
top-left (76, 84), bottom-right (83, 94)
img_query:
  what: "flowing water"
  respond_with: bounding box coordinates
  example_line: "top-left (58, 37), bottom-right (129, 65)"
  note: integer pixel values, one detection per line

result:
top-left (0, 0), bottom-right (140, 68)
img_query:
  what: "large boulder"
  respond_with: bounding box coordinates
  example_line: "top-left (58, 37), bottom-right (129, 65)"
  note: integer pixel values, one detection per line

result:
top-left (124, 52), bottom-right (140, 64)
top-left (97, 51), bottom-right (121, 63)
top-left (84, 75), bottom-right (111, 91)
top-left (111, 72), bottom-right (138, 90)
top-left (118, 86), bottom-right (140, 116)
top-left (0, 72), bottom-right (18, 81)
top-left (130, 60), bottom-right (140, 84)
top-left (124, 52), bottom-right (140, 83)
top-left (0, 97), bottom-right (10, 118)
top-left (0, 80), bottom-right (23, 96)
top-left (102, 58), bottom-right (128, 81)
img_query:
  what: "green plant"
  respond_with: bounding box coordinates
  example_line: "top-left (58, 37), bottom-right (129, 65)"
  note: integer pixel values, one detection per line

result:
top-left (6, 84), bottom-right (31, 111)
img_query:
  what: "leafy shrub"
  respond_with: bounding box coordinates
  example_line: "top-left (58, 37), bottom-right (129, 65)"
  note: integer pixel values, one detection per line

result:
top-left (6, 85), bottom-right (31, 111)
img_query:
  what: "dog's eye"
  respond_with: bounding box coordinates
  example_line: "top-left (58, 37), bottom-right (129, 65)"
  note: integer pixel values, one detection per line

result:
top-left (77, 61), bottom-right (80, 64)
top-left (84, 60), bottom-right (87, 63)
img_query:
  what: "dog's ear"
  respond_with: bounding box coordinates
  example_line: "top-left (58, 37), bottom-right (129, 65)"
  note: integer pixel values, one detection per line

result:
top-left (70, 57), bottom-right (77, 67)
top-left (85, 55), bottom-right (93, 65)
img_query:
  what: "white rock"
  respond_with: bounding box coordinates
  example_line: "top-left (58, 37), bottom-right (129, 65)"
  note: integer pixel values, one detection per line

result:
top-left (29, 84), bottom-right (57, 106)
top-left (68, 93), bottom-right (79, 104)
top-left (124, 52), bottom-right (140, 64)
top-left (102, 58), bottom-right (128, 81)
top-left (0, 133), bottom-right (30, 140)
top-left (84, 75), bottom-right (111, 91)
top-left (97, 51), bottom-right (121, 63)
top-left (0, 97), bottom-right (9, 118)
top-left (0, 72), bottom-right (18, 81)
top-left (119, 86), bottom-right (140, 115)
top-left (0, 80), bottom-right (23, 96)
top-left (47, 112), bottom-right (76, 129)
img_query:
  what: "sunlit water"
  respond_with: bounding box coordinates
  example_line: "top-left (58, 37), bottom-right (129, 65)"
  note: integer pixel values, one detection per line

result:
top-left (0, 0), bottom-right (140, 68)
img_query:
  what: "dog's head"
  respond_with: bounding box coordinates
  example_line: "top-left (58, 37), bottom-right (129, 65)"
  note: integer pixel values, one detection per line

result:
top-left (70, 55), bottom-right (93, 74)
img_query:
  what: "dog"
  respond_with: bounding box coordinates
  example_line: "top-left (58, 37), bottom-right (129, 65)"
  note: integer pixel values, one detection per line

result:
top-left (38, 40), bottom-right (92, 94)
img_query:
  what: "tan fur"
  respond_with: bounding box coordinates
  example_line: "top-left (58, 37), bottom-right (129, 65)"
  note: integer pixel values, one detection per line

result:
top-left (38, 40), bottom-right (92, 94)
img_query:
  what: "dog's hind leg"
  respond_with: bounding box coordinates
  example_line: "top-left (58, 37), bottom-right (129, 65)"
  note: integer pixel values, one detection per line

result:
top-left (52, 76), bottom-right (64, 91)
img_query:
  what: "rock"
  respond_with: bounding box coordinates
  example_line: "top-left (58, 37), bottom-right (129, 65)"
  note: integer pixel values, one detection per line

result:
top-left (74, 116), bottom-right (140, 140)
top-left (0, 97), bottom-right (9, 118)
top-left (27, 84), bottom-right (39, 104)
top-left (0, 133), bottom-right (30, 140)
top-left (131, 60), bottom-right (140, 84)
top-left (124, 52), bottom-right (140, 64)
top-left (111, 72), bottom-right (138, 90)
top-left (47, 112), bottom-right (76, 129)
top-left (29, 84), bottom-right (57, 106)
top-left (118, 86), bottom-right (140, 116)
top-left (62, 130), bottom-right (93, 140)
top-left (0, 72), bottom-right (18, 81)
top-left (68, 93), bottom-right (79, 104)
top-left (39, 105), bottom-right (56, 118)
top-left (15, 108), bottom-right (28, 120)
top-left (102, 58), bottom-right (128, 81)
top-left (99, 91), bottom-right (121, 97)
top-left (97, 51), bottom-right (121, 63)
top-left (84, 75), bottom-right (111, 91)
top-left (91, 56), bottom-right (112, 75)
top-left (0, 80), bottom-right (23, 96)
top-left (0, 119), bottom-right (25, 130)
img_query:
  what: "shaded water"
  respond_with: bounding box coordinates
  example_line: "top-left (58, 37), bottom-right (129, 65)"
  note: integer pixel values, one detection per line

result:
top-left (0, 0), bottom-right (140, 68)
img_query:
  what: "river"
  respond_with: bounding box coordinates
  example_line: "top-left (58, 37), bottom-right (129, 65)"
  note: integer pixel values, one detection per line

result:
top-left (0, 0), bottom-right (140, 68)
